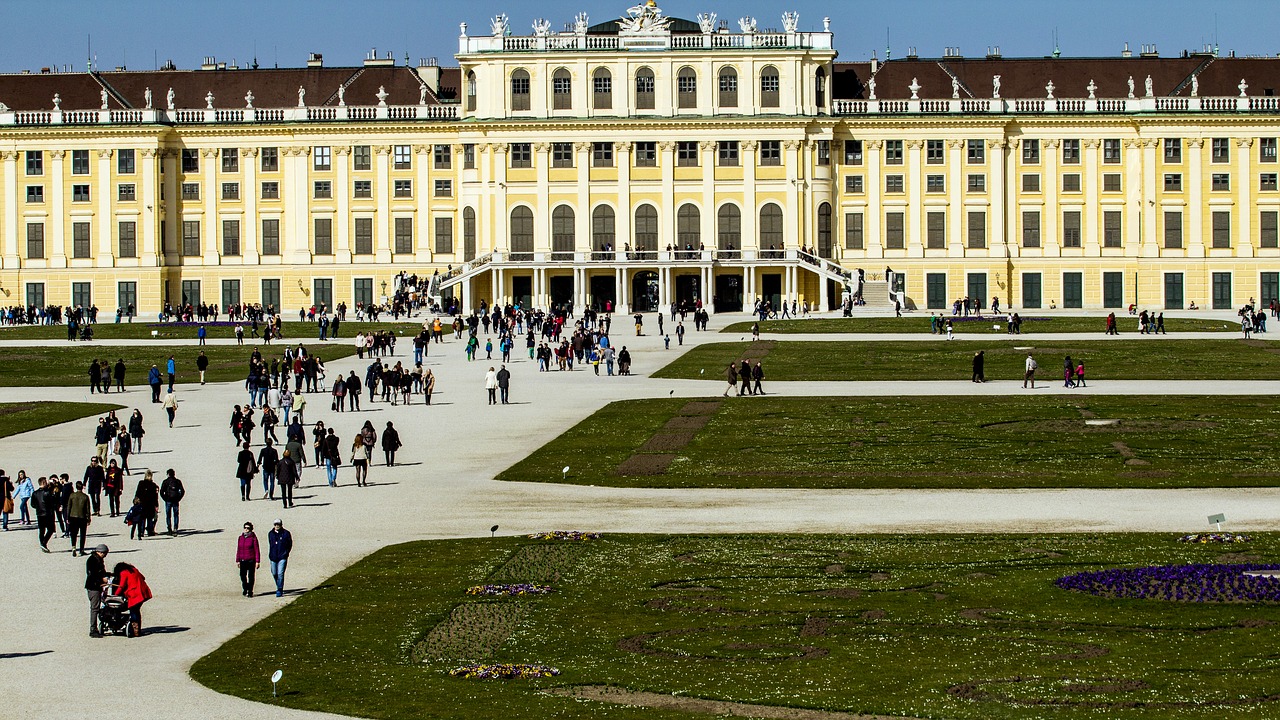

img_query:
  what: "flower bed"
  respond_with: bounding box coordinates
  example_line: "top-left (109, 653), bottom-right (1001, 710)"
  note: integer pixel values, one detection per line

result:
top-left (527, 531), bottom-right (601, 541)
top-left (1178, 532), bottom-right (1252, 544)
top-left (448, 663), bottom-right (560, 680)
top-left (466, 583), bottom-right (553, 597)
top-left (1056, 564), bottom-right (1280, 603)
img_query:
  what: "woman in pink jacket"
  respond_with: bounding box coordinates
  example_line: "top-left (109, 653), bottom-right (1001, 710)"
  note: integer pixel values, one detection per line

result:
top-left (236, 521), bottom-right (260, 597)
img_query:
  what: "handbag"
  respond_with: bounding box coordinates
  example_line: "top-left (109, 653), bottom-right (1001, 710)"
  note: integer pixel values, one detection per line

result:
top-left (2, 497), bottom-right (13, 514)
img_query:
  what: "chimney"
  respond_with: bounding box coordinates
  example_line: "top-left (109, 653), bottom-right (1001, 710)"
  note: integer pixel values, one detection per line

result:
top-left (363, 48), bottom-right (394, 67)
top-left (905, 46), bottom-right (917, 60)
top-left (986, 46), bottom-right (1001, 59)
top-left (416, 58), bottom-right (441, 92)
top-left (870, 53), bottom-right (878, 75)
top-left (1121, 42), bottom-right (1132, 58)
top-left (200, 56), bottom-right (218, 71)
top-left (307, 53), bottom-right (324, 68)
top-left (1140, 43), bottom-right (1159, 58)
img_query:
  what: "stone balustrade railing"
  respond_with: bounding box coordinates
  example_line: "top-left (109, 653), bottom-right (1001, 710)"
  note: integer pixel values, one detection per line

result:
top-left (460, 30), bottom-right (833, 54)
top-left (833, 95), bottom-right (1274, 115)
top-left (0, 103), bottom-right (460, 127)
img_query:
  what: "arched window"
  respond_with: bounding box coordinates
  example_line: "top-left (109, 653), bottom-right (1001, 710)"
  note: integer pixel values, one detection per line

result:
top-left (635, 68), bottom-right (656, 110)
top-left (759, 203), bottom-right (784, 250)
top-left (551, 205), bottom-right (575, 257)
top-left (634, 204), bottom-right (658, 251)
top-left (466, 71), bottom-right (477, 112)
top-left (815, 67), bottom-right (827, 109)
top-left (760, 65), bottom-right (780, 108)
top-left (463, 207), bottom-right (477, 261)
top-left (552, 68), bottom-right (572, 110)
top-left (817, 203), bottom-right (833, 258)
top-left (718, 67), bottom-right (738, 108)
top-left (592, 205), bottom-right (616, 250)
top-left (717, 204), bottom-right (741, 250)
top-left (592, 68), bottom-right (613, 110)
top-left (677, 67), bottom-right (697, 109)
top-left (510, 69), bottom-right (531, 112)
top-left (510, 206), bottom-right (534, 255)
top-left (677, 204), bottom-right (701, 248)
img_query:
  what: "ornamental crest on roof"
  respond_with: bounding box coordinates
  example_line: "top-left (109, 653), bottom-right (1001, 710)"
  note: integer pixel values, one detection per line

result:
top-left (618, 0), bottom-right (672, 35)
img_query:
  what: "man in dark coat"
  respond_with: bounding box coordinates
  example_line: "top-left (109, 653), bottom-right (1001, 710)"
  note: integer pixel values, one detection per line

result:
top-left (496, 365), bottom-right (511, 404)
top-left (236, 442), bottom-right (257, 502)
top-left (972, 351), bottom-right (986, 383)
top-left (276, 450), bottom-right (298, 509)
top-left (30, 478), bottom-right (57, 552)
top-left (381, 422), bottom-right (402, 467)
top-left (86, 544), bottom-right (110, 637)
top-left (738, 360), bottom-right (752, 396)
top-left (133, 471), bottom-right (160, 537)
top-left (345, 371), bottom-right (362, 412)
top-left (83, 457), bottom-right (105, 516)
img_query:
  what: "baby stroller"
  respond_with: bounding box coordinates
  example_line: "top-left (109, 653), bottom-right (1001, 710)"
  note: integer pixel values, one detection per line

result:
top-left (98, 587), bottom-right (134, 637)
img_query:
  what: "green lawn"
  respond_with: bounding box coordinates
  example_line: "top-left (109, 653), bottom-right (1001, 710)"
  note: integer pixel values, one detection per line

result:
top-left (654, 339), bottom-right (1280, 381)
top-left (0, 401), bottom-right (121, 438)
top-left (0, 319), bottom-right (428, 342)
top-left (723, 316), bottom-right (1239, 335)
top-left (192, 533), bottom-right (1280, 720)
top-left (497, 396), bottom-right (1280, 489)
top-left (0, 344), bottom-right (357, 387)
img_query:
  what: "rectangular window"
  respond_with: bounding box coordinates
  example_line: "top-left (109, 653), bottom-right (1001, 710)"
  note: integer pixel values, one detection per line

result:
top-left (313, 146), bottom-right (331, 171)
top-left (261, 279), bottom-right (281, 311)
top-left (1164, 272), bottom-right (1184, 309)
top-left (1164, 211), bottom-right (1183, 249)
top-left (72, 184), bottom-right (90, 202)
top-left (717, 141), bottom-right (739, 167)
top-left (433, 144), bottom-right (451, 170)
top-left (1063, 211), bottom-right (1082, 247)
top-left (26, 282), bottom-right (44, 308)
top-left (434, 217), bottom-right (454, 254)
top-left (393, 144), bottom-right (412, 170)
top-left (1062, 174), bottom-right (1081, 192)
top-left (1022, 139), bottom-right (1040, 164)
top-left (967, 211), bottom-right (986, 248)
top-left (1164, 173), bottom-right (1182, 191)
top-left (261, 181), bottom-right (279, 199)
top-left (25, 150), bottom-right (43, 176)
top-left (885, 212), bottom-right (905, 249)
top-left (464, 144), bottom-right (476, 169)
top-left (1212, 272), bottom-right (1233, 309)
top-left (352, 146), bottom-right (372, 171)
top-left (1262, 138), bottom-right (1278, 163)
top-left (1261, 174), bottom-right (1278, 191)
top-left (1063, 272), bottom-right (1083, 309)
top-left (1164, 138), bottom-right (1181, 163)
top-left (221, 182), bottom-right (239, 200)
top-left (966, 139), bottom-right (985, 164)
top-left (314, 181), bottom-right (332, 199)
top-left (26, 223), bottom-right (44, 258)
top-left (118, 184), bottom-right (135, 202)
top-left (393, 180), bottom-right (412, 198)
top-left (677, 141), bottom-right (699, 167)
top-left (71, 150), bottom-right (89, 175)
top-left (634, 142), bottom-right (657, 167)
top-left (885, 175), bottom-right (904, 193)
top-left (182, 220), bottom-right (201, 256)
top-left (926, 273), bottom-right (947, 309)
top-left (1263, 272), bottom-right (1280, 308)
top-left (843, 140), bottom-right (863, 165)
top-left (1103, 173), bottom-right (1122, 192)
top-left (510, 143), bottom-right (532, 168)
top-left (1022, 272), bottom-right (1042, 309)
top-left (1212, 173), bottom-right (1231, 191)
top-left (1022, 173), bottom-right (1040, 192)
top-left (817, 140), bottom-right (831, 166)
top-left (884, 140), bottom-right (903, 165)
top-left (72, 222), bottom-right (91, 258)
top-left (759, 141), bottom-right (781, 166)
top-left (221, 148), bottom-right (239, 173)
top-left (845, 175), bottom-right (864, 193)
top-left (718, 71), bottom-right (738, 106)
top-left (844, 212), bottom-right (864, 249)
top-left (1103, 211), bottom-right (1123, 247)
top-left (434, 180), bottom-right (452, 197)
top-left (1102, 139), bottom-right (1122, 163)
top-left (394, 217), bottom-right (413, 254)
top-left (926, 174), bottom-right (945, 193)
top-left (181, 183), bottom-right (200, 200)
top-left (552, 142), bottom-right (574, 168)
top-left (117, 149), bottom-right (136, 175)
top-left (926, 212), bottom-right (946, 248)
top-left (118, 221), bottom-right (137, 258)
top-left (1211, 138), bottom-right (1230, 163)
top-left (354, 278), bottom-right (374, 308)
top-left (353, 180), bottom-right (372, 198)
top-left (1062, 139), bottom-right (1080, 164)
top-left (313, 218), bottom-right (333, 255)
top-left (313, 279), bottom-right (333, 311)
top-left (261, 219), bottom-right (280, 255)
top-left (117, 281), bottom-right (137, 314)
top-left (354, 218), bottom-right (373, 255)
top-left (1261, 211), bottom-right (1279, 248)
top-left (221, 279), bottom-right (241, 312)
top-left (967, 174), bottom-right (986, 193)
top-left (926, 139), bottom-right (945, 164)
top-left (26, 186), bottom-right (43, 203)
top-left (1022, 210), bottom-right (1041, 247)
top-left (968, 273), bottom-right (988, 308)
top-left (71, 282), bottom-right (92, 308)
top-left (222, 219), bottom-right (241, 256)
top-left (1212, 211), bottom-right (1231, 248)
top-left (594, 142), bottom-right (615, 167)
top-left (260, 147), bottom-right (279, 172)
top-left (181, 149), bottom-right (199, 173)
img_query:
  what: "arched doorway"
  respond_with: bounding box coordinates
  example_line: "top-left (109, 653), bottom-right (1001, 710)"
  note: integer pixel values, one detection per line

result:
top-left (631, 271), bottom-right (659, 312)
top-left (817, 203), bottom-right (833, 258)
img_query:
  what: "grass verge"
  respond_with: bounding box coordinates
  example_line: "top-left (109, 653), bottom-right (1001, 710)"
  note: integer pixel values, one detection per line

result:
top-left (0, 401), bottom-right (121, 438)
top-left (722, 316), bottom-right (1239, 335)
top-left (0, 320), bottom-right (428, 342)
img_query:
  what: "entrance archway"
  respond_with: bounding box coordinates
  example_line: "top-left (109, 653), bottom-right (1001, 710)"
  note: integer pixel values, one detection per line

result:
top-left (631, 271), bottom-right (659, 312)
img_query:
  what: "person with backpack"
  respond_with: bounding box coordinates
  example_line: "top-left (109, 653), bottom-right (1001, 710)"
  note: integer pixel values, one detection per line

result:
top-left (1023, 354), bottom-right (1038, 389)
top-left (160, 469), bottom-right (185, 533)
top-left (235, 442), bottom-right (257, 502)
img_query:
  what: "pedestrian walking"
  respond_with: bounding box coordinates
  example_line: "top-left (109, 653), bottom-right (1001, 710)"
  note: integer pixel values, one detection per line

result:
top-left (112, 561), bottom-right (152, 637)
top-left (351, 433), bottom-right (370, 486)
top-left (67, 482), bottom-right (91, 556)
top-left (382, 421), bottom-right (402, 466)
top-left (751, 361), bottom-right (766, 395)
top-left (166, 356), bottom-right (176, 392)
top-left (236, 522), bottom-right (260, 597)
top-left (86, 544), bottom-right (110, 637)
top-left (268, 519), bottom-right (292, 597)
top-left (128, 410), bottom-right (145, 452)
top-left (133, 470), bottom-right (159, 538)
top-left (162, 389), bottom-right (178, 427)
top-left (972, 351), bottom-right (985, 383)
top-left (485, 367), bottom-right (498, 405)
top-left (724, 362), bottom-right (738, 397)
top-left (276, 450), bottom-right (297, 509)
top-left (497, 365), bottom-right (511, 404)
top-left (236, 442), bottom-right (257, 501)
top-left (160, 469), bottom-right (184, 533)
top-left (258, 439), bottom-right (279, 500)
top-left (1023, 354), bottom-right (1038, 389)
top-left (31, 477), bottom-right (57, 552)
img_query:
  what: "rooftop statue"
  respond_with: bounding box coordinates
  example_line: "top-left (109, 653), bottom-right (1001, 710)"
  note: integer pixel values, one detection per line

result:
top-left (490, 14), bottom-right (508, 37)
top-left (697, 12), bottom-right (717, 34)
top-left (738, 16), bottom-right (757, 33)
top-left (992, 75), bottom-right (1000, 99)
top-left (245, 91), bottom-right (254, 109)
top-left (574, 12), bottom-right (590, 34)
top-left (144, 87), bottom-right (152, 109)
top-left (619, 1), bottom-right (672, 35)
top-left (1145, 75), bottom-right (1154, 98)
top-left (166, 88), bottom-right (175, 110)
top-left (782, 11), bottom-right (799, 33)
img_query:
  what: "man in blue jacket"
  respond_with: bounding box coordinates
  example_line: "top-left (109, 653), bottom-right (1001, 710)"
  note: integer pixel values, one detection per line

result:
top-left (166, 356), bottom-right (176, 392)
top-left (268, 519), bottom-right (293, 597)
top-left (148, 365), bottom-right (162, 403)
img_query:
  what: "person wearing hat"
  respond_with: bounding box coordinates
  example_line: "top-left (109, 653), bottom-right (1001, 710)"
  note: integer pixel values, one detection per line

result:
top-left (86, 544), bottom-right (110, 637)
top-left (267, 519), bottom-right (293, 597)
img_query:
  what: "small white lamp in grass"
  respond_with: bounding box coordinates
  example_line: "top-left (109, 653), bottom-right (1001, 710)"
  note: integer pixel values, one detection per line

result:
top-left (490, 524), bottom-right (499, 538)
top-left (562, 465), bottom-right (570, 480)
top-left (271, 669), bottom-right (283, 698)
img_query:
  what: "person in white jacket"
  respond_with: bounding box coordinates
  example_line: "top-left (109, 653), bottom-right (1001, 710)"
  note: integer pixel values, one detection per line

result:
top-left (484, 367), bottom-right (498, 405)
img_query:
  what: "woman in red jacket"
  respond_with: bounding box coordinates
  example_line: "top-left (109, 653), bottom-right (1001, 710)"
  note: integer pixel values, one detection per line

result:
top-left (104, 460), bottom-right (124, 517)
top-left (236, 521), bottom-right (260, 597)
top-left (113, 562), bottom-right (152, 637)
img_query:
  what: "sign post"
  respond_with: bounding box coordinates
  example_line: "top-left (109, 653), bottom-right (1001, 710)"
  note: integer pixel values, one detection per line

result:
top-left (1208, 513), bottom-right (1226, 532)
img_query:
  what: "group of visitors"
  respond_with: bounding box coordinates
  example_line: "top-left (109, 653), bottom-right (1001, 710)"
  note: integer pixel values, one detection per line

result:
top-left (723, 360), bottom-right (766, 396)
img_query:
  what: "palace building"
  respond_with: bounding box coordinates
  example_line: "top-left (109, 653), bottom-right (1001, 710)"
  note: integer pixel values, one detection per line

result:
top-left (2, 1), bottom-right (1280, 315)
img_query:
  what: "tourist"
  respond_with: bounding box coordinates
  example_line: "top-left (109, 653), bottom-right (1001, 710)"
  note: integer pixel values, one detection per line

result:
top-left (1076, 360), bottom-right (1087, 388)
top-left (236, 442), bottom-right (257, 501)
top-left (197, 350), bottom-right (209, 384)
top-left (1023, 354), bottom-right (1038, 389)
top-left (113, 561), bottom-right (152, 636)
top-left (86, 544), bottom-right (110, 638)
top-left (166, 355), bottom-right (176, 392)
top-left (236, 522), bottom-right (260, 597)
top-left (972, 351), bottom-right (985, 383)
top-left (258, 438), bottom-right (280, 499)
top-left (66, 481), bottom-right (91, 556)
top-left (497, 364), bottom-right (511, 404)
top-left (83, 457), bottom-right (105, 516)
top-left (323, 428), bottom-right (341, 487)
top-left (113, 359), bottom-right (127, 392)
top-left (0, 471), bottom-right (12, 531)
top-left (133, 470), bottom-right (160, 537)
top-left (160, 469), bottom-right (184, 534)
top-left (14, 471), bottom-right (33, 525)
top-left (485, 366), bottom-right (498, 405)
top-left (115, 426), bottom-right (133, 475)
top-left (751, 361), bottom-right (766, 395)
top-left (128, 410), bottom-right (145, 452)
top-left (618, 346), bottom-right (632, 376)
top-left (351, 432), bottom-right (370, 487)
top-left (104, 461), bottom-right (123, 517)
top-left (148, 364), bottom-right (162, 402)
top-left (268, 519), bottom-right (292, 597)
top-left (31, 477), bottom-right (56, 552)
top-left (276, 450), bottom-right (298, 509)
top-left (1064, 356), bottom-right (1076, 388)
top-left (724, 362), bottom-right (738, 397)
top-left (382, 422), bottom-right (402, 467)
top-left (162, 388), bottom-right (178, 427)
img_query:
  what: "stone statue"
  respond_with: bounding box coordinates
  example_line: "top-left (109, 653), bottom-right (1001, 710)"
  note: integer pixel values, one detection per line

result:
top-left (867, 76), bottom-right (876, 100)
top-left (1045, 80), bottom-right (1055, 99)
top-left (823, 16), bottom-right (831, 32)
top-left (419, 84), bottom-right (428, 105)
top-left (782, 11), bottom-right (800, 33)
top-left (337, 85), bottom-right (345, 106)
top-left (144, 87), bottom-right (153, 109)
top-left (100, 88), bottom-right (108, 110)
top-left (574, 12), bottom-right (590, 34)
top-left (376, 85), bottom-right (388, 106)
top-left (1127, 76), bottom-right (1135, 99)
top-left (908, 77), bottom-right (920, 100)
top-left (1087, 79), bottom-right (1097, 99)
top-left (459, 22), bottom-right (467, 37)
top-left (245, 91), bottom-right (254, 108)
top-left (490, 13), bottom-right (508, 37)
top-left (205, 91), bottom-right (215, 109)
top-left (297, 86), bottom-right (306, 107)
top-left (1239, 78), bottom-right (1249, 97)
top-left (52, 93), bottom-right (61, 111)
top-left (952, 76), bottom-right (960, 99)
top-left (992, 75), bottom-right (1001, 99)
top-left (166, 87), bottom-right (175, 110)
top-left (620, 1), bottom-right (672, 34)
top-left (1191, 75), bottom-right (1199, 97)
top-left (697, 12), bottom-right (716, 34)
top-left (532, 18), bottom-right (551, 37)
top-left (738, 16), bottom-right (756, 33)
top-left (0, 101), bottom-right (8, 112)
top-left (1145, 75), bottom-right (1154, 97)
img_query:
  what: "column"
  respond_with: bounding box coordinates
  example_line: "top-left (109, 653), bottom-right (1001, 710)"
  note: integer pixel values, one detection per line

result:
top-left (491, 144), bottom-right (507, 252)
top-left (534, 143), bottom-right (550, 252)
top-left (162, 150), bottom-right (179, 264)
top-left (700, 140), bottom-right (715, 250)
top-left (946, 139), bottom-right (964, 255)
top-left (495, 267), bottom-right (504, 305)
top-left (332, 146), bottom-right (350, 263)
top-left (1122, 139), bottom-right (1140, 258)
top-left (50, 150), bottom-right (66, 266)
top-left (1187, 138), bottom-right (1205, 256)
top-left (906, 139), bottom-right (923, 256)
top-left (783, 140), bottom-right (801, 249)
top-left (864, 140), bottom-right (883, 258)
top-left (1237, 138), bottom-right (1254, 257)
top-left (1082, 139), bottom-right (1101, 255)
top-left (575, 142), bottom-right (591, 255)
top-left (478, 144), bottom-right (493, 254)
top-left (3, 151), bottom-right (19, 267)
top-left (287, 146), bottom-right (314, 263)
top-left (373, 145), bottom-right (392, 262)
top-left (202, 148), bottom-right (219, 264)
top-left (242, 148), bottom-right (260, 264)
top-left (96, 149), bottom-right (114, 267)
top-left (1140, 139), bottom-right (1159, 258)
top-left (659, 141), bottom-right (676, 250)
top-left (818, 266), bottom-right (829, 309)
top-left (415, 144), bottom-right (432, 263)
top-left (988, 139), bottom-right (1006, 258)
top-left (139, 149), bottom-right (160, 266)
top-left (742, 141), bottom-right (758, 252)
top-left (616, 142), bottom-right (632, 250)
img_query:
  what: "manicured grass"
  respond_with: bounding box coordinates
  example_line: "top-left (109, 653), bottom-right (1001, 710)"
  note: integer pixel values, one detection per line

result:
top-left (0, 401), bottom-right (121, 438)
top-left (0, 344), bottom-right (357, 387)
top-left (0, 319), bottom-right (428, 341)
top-left (192, 533), bottom-right (1280, 720)
top-left (723, 316), bottom-right (1239, 335)
top-left (653, 339), bottom-right (1280, 381)
top-left (497, 396), bottom-right (1280, 489)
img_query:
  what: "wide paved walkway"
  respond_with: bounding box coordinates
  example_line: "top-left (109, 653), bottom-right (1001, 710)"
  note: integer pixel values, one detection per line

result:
top-left (1, 310), bottom-right (1276, 719)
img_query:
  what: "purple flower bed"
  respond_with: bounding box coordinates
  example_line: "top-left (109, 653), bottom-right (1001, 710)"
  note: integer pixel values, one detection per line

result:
top-left (1056, 564), bottom-right (1280, 604)
top-left (944, 316), bottom-right (1054, 325)
top-left (1178, 533), bottom-right (1252, 544)
top-left (466, 583), bottom-right (553, 597)
top-left (146, 322), bottom-right (241, 329)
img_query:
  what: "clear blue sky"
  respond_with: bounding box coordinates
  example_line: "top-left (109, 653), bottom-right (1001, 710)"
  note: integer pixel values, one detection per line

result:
top-left (1, 0), bottom-right (1274, 73)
